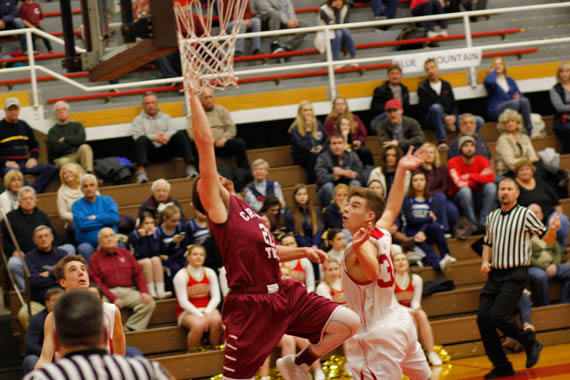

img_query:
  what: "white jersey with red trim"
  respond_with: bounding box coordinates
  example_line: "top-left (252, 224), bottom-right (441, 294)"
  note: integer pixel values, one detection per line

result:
top-left (102, 302), bottom-right (116, 353)
top-left (342, 228), bottom-right (400, 327)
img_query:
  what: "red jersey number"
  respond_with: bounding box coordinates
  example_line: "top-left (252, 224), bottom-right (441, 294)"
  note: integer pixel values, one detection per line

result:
top-left (377, 254), bottom-right (394, 288)
top-left (259, 223), bottom-right (279, 260)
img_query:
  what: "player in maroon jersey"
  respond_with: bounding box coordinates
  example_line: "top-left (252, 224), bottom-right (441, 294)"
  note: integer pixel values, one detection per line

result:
top-left (188, 87), bottom-right (360, 380)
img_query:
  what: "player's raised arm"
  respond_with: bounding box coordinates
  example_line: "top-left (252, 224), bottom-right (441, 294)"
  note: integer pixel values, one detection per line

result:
top-left (276, 245), bottom-right (329, 267)
top-left (377, 147), bottom-right (426, 230)
top-left (189, 90), bottom-right (229, 224)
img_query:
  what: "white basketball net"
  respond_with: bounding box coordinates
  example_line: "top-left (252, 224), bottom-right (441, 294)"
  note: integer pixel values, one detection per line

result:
top-left (174, 0), bottom-right (249, 95)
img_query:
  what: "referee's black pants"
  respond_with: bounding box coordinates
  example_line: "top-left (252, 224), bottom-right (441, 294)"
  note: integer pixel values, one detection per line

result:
top-left (477, 266), bottom-right (536, 369)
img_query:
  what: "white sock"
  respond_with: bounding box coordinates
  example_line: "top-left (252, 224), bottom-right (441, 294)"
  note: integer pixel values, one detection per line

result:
top-left (147, 282), bottom-right (157, 297)
top-left (156, 282), bottom-right (166, 296)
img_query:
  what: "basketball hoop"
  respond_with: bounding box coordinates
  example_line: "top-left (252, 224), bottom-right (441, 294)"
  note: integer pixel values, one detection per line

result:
top-left (174, 0), bottom-right (249, 96)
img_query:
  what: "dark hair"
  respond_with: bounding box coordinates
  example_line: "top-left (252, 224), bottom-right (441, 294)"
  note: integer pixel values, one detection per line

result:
top-left (191, 175), bottom-right (206, 215)
top-left (140, 211), bottom-right (156, 224)
top-left (407, 170), bottom-right (431, 199)
top-left (499, 176), bottom-right (519, 189)
top-left (327, 228), bottom-right (344, 243)
top-left (142, 91), bottom-right (157, 100)
top-left (55, 289), bottom-right (104, 348)
top-left (381, 144), bottom-right (403, 172)
top-left (329, 132), bottom-right (345, 143)
top-left (260, 195), bottom-right (281, 213)
top-left (387, 64), bottom-right (402, 75)
top-left (278, 232), bottom-right (295, 244)
top-left (45, 287), bottom-right (64, 302)
top-left (54, 255), bottom-right (86, 282)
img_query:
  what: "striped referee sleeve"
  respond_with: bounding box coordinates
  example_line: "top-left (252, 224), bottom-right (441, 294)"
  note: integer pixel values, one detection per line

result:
top-left (524, 207), bottom-right (548, 237)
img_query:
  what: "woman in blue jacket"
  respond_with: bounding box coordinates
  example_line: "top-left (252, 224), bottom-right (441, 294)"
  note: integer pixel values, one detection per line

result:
top-left (484, 57), bottom-right (533, 135)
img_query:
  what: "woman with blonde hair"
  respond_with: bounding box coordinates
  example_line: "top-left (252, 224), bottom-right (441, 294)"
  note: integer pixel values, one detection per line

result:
top-left (495, 109), bottom-right (539, 177)
top-left (288, 101), bottom-right (325, 181)
top-left (550, 61), bottom-right (570, 153)
top-left (323, 97), bottom-right (369, 162)
top-left (417, 142), bottom-right (457, 233)
top-left (484, 56), bottom-right (533, 135)
top-left (0, 169), bottom-right (24, 218)
top-left (56, 162), bottom-right (85, 226)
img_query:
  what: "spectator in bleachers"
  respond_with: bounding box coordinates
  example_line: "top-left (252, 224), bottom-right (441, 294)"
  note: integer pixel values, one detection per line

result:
top-left (88, 228), bottom-right (156, 331)
top-left (222, 0), bottom-right (261, 56)
top-left (377, 99), bottom-right (425, 153)
top-left (419, 60), bottom-right (484, 150)
top-left (515, 161), bottom-right (568, 251)
top-left (321, 228), bottom-right (346, 278)
top-left (315, 133), bottom-right (365, 206)
top-left (25, 226), bottom-right (69, 304)
top-left (484, 57), bottom-right (533, 135)
top-left (173, 244), bottom-right (223, 350)
top-left (47, 101), bottom-right (93, 175)
top-left (448, 136), bottom-right (496, 234)
top-left (317, 0), bottom-right (357, 66)
top-left (410, 0), bottom-right (448, 38)
top-left (323, 183), bottom-right (348, 231)
top-left (56, 163), bottom-right (86, 231)
top-left (336, 116), bottom-right (374, 166)
top-left (138, 178), bottom-right (186, 223)
top-left (0, 98), bottom-right (57, 194)
top-left (253, 0), bottom-right (307, 55)
top-left (259, 195), bottom-right (287, 238)
top-left (133, 92), bottom-right (198, 184)
top-left (417, 142), bottom-right (458, 234)
top-left (19, 0), bottom-right (52, 54)
top-left (0, 169), bottom-right (23, 218)
top-left (288, 100), bottom-right (325, 182)
top-left (550, 61), bottom-right (570, 153)
top-left (393, 252), bottom-right (443, 366)
top-left (494, 109), bottom-right (539, 178)
top-left (354, 0), bottom-right (399, 26)
top-left (285, 183), bottom-right (323, 249)
top-left (187, 209), bottom-right (210, 245)
top-left (188, 87), bottom-right (250, 171)
top-left (370, 64), bottom-right (410, 133)
top-left (279, 233), bottom-right (316, 291)
top-left (324, 96), bottom-right (372, 166)
top-left (244, 158), bottom-right (286, 212)
top-left (527, 203), bottom-right (570, 306)
top-left (316, 257), bottom-right (344, 304)
top-left (128, 212), bottom-right (172, 300)
top-left (3, 186), bottom-right (75, 290)
top-left (157, 203), bottom-right (190, 277)
top-left (401, 171), bottom-right (454, 273)
top-left (22, 288), bottom-right (63, 375)
top-left (448, 113), bottom-right (491, 161)
top-left (72, 174), bottom-right (119, 262)
top-left (368, 178), bottom-right (385, 197)
top-left (0, 0), bottom-right (27, 53)
top-left (368, 144), bottom-right (410, 196)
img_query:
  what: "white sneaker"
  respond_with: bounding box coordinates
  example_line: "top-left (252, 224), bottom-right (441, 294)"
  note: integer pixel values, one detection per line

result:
top-left (276, 355), bottom-right (312, 380)
top-left (439, 255), bottom-right (453, 273)
top-left (158, 290), bottom-right (172, 299)
top-left (447, 255), bottom-right (457, 263)
top-left (314, 369), bottom-right (325, 380)
top-left (428, 351), bottom-right (443, 366)
top-left (439, 29), bottom-right (448, 37)
top-left (427, 30), bottom-right (439, 38)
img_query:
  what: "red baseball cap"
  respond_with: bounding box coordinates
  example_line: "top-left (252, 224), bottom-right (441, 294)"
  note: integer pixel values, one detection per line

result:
top-left (385, 99), bottom-right (402, 110)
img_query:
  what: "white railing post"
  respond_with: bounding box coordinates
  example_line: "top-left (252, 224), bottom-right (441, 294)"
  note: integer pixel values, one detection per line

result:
top-left (324, 26), bottom-right (337, 100)
top-left (26, 30), bottom-right (39, 107)
top-left (463, 13), bottom-right (477, 88)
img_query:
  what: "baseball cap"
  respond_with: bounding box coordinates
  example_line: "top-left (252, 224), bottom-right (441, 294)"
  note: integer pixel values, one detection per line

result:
top-left (4, 97), bottom-right (20, 109)
top-left (385, 99), bottom-right (402, 110)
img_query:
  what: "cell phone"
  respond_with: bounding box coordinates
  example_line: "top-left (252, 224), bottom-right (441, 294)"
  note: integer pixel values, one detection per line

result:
top-left (179, 232), bottom-right (186, 236)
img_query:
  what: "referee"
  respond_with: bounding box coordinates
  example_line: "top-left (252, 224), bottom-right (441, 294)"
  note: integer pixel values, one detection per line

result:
top-left (477, 177), bottom-right (560, 379)
top-left (24, 289), bottom-right (173, 380)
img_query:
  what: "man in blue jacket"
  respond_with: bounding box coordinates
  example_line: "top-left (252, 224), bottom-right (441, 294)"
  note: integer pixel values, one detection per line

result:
top-left (0, 0), bottom-right (27, 53)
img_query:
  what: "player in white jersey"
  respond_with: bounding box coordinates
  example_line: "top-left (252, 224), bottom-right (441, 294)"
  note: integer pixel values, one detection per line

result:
top-left (35, 255), bottom-right (126, 369)
top-left (341, 147), bottom-right (432, 380)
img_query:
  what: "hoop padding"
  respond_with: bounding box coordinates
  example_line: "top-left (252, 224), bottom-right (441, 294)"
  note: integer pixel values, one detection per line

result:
top-left (174, 0), bottom-right (248, 94)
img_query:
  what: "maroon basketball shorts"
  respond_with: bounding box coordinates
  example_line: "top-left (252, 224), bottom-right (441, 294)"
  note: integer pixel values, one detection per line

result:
top-left (221, 279), bottom-right (341, 378)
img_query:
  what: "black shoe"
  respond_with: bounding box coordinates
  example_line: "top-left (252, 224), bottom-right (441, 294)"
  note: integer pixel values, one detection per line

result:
top-left (251, 49), bottom-right (261, 56)
top-left (270, 41), bottom-right (281, 53)
top-left (484, 366), bottom-right (515, 379)
top-left (526, 341), bottom-right (543, 368)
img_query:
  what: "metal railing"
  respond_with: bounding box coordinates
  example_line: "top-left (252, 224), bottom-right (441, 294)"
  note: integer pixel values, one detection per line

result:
top-left (0, 2), bottom-right (568, 106)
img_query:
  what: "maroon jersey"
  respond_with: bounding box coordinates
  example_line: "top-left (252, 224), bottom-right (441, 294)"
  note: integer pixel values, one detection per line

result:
top-left (209, 194), bottom-right (281, 289)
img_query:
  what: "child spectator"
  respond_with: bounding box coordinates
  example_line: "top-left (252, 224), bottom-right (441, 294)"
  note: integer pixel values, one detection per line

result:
top-left (410, 0), bottom-right (448, 38)
top-left (157, 204), bottom-right (190, 277)
top-left (279, 233), bottom-right (316, 291)
top-left (244, 158), bottom-right (286, 212)
top-left (324, 96), bottom-right (371, 166)
top-left (393, 252), bottom-right (442, 366)
top-left (288, 101), bottom-right (325, 182)
top-left (484, 57), bottom-right (533, 135)
top-left (336, 116), bottom-right (374, 167)
top-left (173, 244), bottom-right (222, 351)
top-left (128, 212), bottom-right (172, 299)
top-left (323, 183), bottom-right (348, 230)
top-left (19, 0), bottom-right (52, 53)
top-left (401, 171), bottom-right (455, 272)
top-left (317, 0), bottom-right (357, 66)
top-left (321, 228), bottom-right (346, 278)
top-left (187, 209), bottom-right (210, 245)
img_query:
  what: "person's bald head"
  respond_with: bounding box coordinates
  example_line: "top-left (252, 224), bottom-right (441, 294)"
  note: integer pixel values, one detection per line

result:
top-left (98, 228), bottom-right (117, 252)
top-left (199, 87), bottom-right (215, 111)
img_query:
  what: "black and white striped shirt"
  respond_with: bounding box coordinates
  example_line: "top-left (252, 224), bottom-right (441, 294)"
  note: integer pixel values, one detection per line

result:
top-left (24, 350), bottom-right (172, 380)
top-left (484, 204), bottom-right (547, 269)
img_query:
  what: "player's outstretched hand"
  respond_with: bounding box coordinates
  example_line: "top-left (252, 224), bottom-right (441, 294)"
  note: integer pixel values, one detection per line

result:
top-left (352, 225), bottom-right (372, 252)
top-left (398, 146), bottom-right (426, 171)
top-left (305, 247), bottom-right (329, 268)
